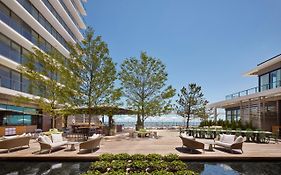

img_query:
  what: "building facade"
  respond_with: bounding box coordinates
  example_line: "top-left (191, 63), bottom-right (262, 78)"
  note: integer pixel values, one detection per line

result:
top-left (0, 0), bottom-right (87, 136)
top-left (209, 54), bottom-right (281, 132)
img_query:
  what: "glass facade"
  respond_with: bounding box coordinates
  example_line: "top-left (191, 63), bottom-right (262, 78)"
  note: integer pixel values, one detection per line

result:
top-left (259, 68), bottom-right (281, 92)
top-left (42, 0), bottom-right (78, 42)
top-left (0, 103), bottom-right (41, 126)
top-left (226, 108), bottom-right (240, 121)
top-left (16, 0), bottom-right (69, 50)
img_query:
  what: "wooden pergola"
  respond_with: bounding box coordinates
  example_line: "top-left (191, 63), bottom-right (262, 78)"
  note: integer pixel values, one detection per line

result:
top-left (61, 106), bottom-right (137, 135)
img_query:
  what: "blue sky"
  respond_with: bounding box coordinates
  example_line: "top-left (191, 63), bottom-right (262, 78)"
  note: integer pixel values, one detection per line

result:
top-left (84, 0), bottom-right (281, 104)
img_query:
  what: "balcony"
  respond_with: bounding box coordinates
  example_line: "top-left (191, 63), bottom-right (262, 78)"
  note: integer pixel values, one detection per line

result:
top-left (225, 80), bottom-right (281, 100)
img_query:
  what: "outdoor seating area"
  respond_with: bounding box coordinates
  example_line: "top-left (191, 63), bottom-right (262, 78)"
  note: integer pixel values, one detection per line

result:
top-left (0, 130), bottom-right (280, 161)
top-left (181, 127), bottom-right (279, 144)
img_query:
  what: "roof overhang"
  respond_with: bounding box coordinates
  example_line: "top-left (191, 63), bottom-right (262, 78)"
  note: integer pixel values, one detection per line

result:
top-left (208, 87), bottom-right (281, 108)
top-left (244, 54), bottom-right (281, 76)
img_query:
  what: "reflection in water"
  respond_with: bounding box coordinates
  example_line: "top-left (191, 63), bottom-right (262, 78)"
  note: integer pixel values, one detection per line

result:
top-left (0, 161), bottom-right (280, 175)
top-left (0, 162), bottom-right (91, 175)
top-left (188, 162), bottom-right (281, 175)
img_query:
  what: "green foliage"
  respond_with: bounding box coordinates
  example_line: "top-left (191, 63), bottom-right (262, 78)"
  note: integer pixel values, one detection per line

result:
top-left (146, 153), bottom-right (162, 161)
top-left (119, 52), bottom-right (176, 129)
top-left (199, 119), bottom-right (255, 130)
top-left (151, 170), bottom-right (174, 175)
top-left (18, 47), bottom-right (80, 128)
top-left (106, 170), bottom-right (126, 175)
top-left (176, 83), bottom-right (209, 128)
top-left (131, 154), bottom-right (146, 160)
top-left (131, 160), bottom-right (149, 170)
top-left (176, 170), bottom-right (199, 175)
top-left (81, 170), bottom-right (102, 175)
top-left (168, 160), bottom-right (187, 172)
top-left (110, 160), bottom-right (127, 170)
top-left (99, 153), bottom-right (115, 162)
top-left (149, 161), bottom-right (168, 171)
top-left (68, 27), bottom-right (121, 125)
top-left (164, 154), bottom-right (179, 162)
top-left (114, 153), bottom-right (131, 160)
top-left (85, 154), bottom-right (197, 175)
top-left (90, 161), bottom-right (110, 173)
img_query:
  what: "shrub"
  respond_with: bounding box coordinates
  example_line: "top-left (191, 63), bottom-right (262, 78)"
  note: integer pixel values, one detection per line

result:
top-left (175, 170), bottom-right (199, 175)
top-left (168, 160), bottom-right (187, 172)
top-left (164, 154), bottom-right (179, 162)
top-left (81, 170), bottom-right (102, 175)
top-left (110, 160), bottom-right (128, 171)
top-left (146, 153), bottom-right (162, 161)
top-left (106, 170), bottom-right (126, 175)
top-left (90, 161), bottom-right (110, 173)
top-left (151, 170), bottom-right (174, 175)
top-left (99, 153), bottom-right (115, 162)
top-left (149, 161), bottom-right (167, 171)
top-left (131, 154), bottom-right (146, 161)
top-left (114, 153), bottom-right (131, 160)
top-left (131, 160), bottom-right (149, 171)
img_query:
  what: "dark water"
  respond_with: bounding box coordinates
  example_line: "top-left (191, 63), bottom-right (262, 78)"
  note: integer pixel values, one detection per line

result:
top-left (0, 161), bottom-right (280, 175)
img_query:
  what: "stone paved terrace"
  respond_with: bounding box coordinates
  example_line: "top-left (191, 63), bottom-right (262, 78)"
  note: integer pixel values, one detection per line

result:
top-left (0, 130), bottom-right (281, 161)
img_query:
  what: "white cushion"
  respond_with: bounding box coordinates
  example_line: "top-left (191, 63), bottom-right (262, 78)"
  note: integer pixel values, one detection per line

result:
top-left (222, 134), bottom-right (235, 144)
top-left (215, 141), bottom-right (232, 148)
top-left (44, 136), bottom-right (53, 144)
top-left (26, 133), bottom-right (32, 137)
top-left (234, 136), bottom-right (244, 144)
top-left (38, 136), bottom-right (47, 144)
top-left (182, 135), bottom-right (195, 140)
top-left (88, 134), bottom-right (100, 140)
top-left (4, 135), bottom-right (18, 139)
top-left (219, 134), bottom-right (224, 142)
top-left (19, 133), bottom-right (26, 137)
top-left (51, 134), bottom-right (63, 143)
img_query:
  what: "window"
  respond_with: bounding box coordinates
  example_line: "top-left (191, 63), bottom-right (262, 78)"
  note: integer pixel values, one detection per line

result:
top-left (11, 42), bottom-right (21, 63)
top-left (11, 71), bottom-right (20, 91)
top-left (31, 30), bottom-right (38, 44)
top-left (260, 73), bottom-right (269, 91)
top-left (0, 33), bottom-right (10, 58)
top-left (22, 76), bottom-right (31, 93)
top-left (0, 65), bottom-right (11, 89)
top-left (0, 2), bottom-right (9, 16)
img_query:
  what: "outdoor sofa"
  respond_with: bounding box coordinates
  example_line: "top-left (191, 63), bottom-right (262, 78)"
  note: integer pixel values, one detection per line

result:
top-left (38, 133), bottom-right (67, 153)
top-left (179, 135), bottom-right (205, 153)
top-left (79, 134), bottom-right (103, 153)
top-left (214, 134), bottom-right (244, 153)
top-left (0, 134), bottom-right (31, 153)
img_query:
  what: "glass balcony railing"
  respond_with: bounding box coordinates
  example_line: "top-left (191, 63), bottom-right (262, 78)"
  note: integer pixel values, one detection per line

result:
top-left (225, 80), bottom-right (281, 100)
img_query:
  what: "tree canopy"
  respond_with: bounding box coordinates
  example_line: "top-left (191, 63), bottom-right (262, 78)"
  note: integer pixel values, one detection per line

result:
top-left (176, 83), bottom-right (209, 128)
top-left (68, 27), bottom-right (121, 126)
top-left (18, 48), bottom-right (79, 128)
top-left (119, 52), bottom-right (175, 129)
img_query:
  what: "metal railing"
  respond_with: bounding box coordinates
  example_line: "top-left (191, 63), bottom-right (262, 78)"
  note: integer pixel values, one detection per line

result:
top-left (226, 80), bottom-right (281, 100)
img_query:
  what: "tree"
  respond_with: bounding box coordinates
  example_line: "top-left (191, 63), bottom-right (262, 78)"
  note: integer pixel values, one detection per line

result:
top-left (18, 48), bottom-right (80, 128)
top-left (68, 27), bottom-right (121, 126)
top-left (176, 83), bottom-right (209, 128)
top-left (119, 52), bottom-right (175, 130)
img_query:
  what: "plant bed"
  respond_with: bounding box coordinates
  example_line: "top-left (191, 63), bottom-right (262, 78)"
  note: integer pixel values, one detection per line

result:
top-left (82, 153), bottom-right (198, 175)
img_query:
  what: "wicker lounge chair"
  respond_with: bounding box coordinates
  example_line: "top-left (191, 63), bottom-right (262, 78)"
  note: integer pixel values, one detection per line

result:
top-left (79, 136), bottom-right (102, 153)
top-left (179, 135), bottom-right (205, 153)
top-left (214, 134), bottom-right (244, 153)
top-left (0, 135), bottom-right (31, 153)
top-left (38, 134), bottom-right (67, 153)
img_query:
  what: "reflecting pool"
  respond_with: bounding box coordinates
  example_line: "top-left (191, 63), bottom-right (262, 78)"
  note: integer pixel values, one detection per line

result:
top-left (0, 161), bottom-right (280, 175)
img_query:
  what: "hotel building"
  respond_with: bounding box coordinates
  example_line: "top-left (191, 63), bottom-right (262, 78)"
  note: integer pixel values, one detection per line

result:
top-left (0, 0), bottom-right (87, 136)
top-left (209, 54), bottom-right (281, 132)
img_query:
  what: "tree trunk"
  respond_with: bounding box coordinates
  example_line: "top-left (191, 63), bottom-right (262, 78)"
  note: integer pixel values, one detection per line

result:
top-left (52, 116), bottom-right (56, 129)
top-left (186, 115), bottom-right (190, 128)
top-left (88, 106), bottom-right (92, 127)
top-left (136, 113), bottom-right (143, 131)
